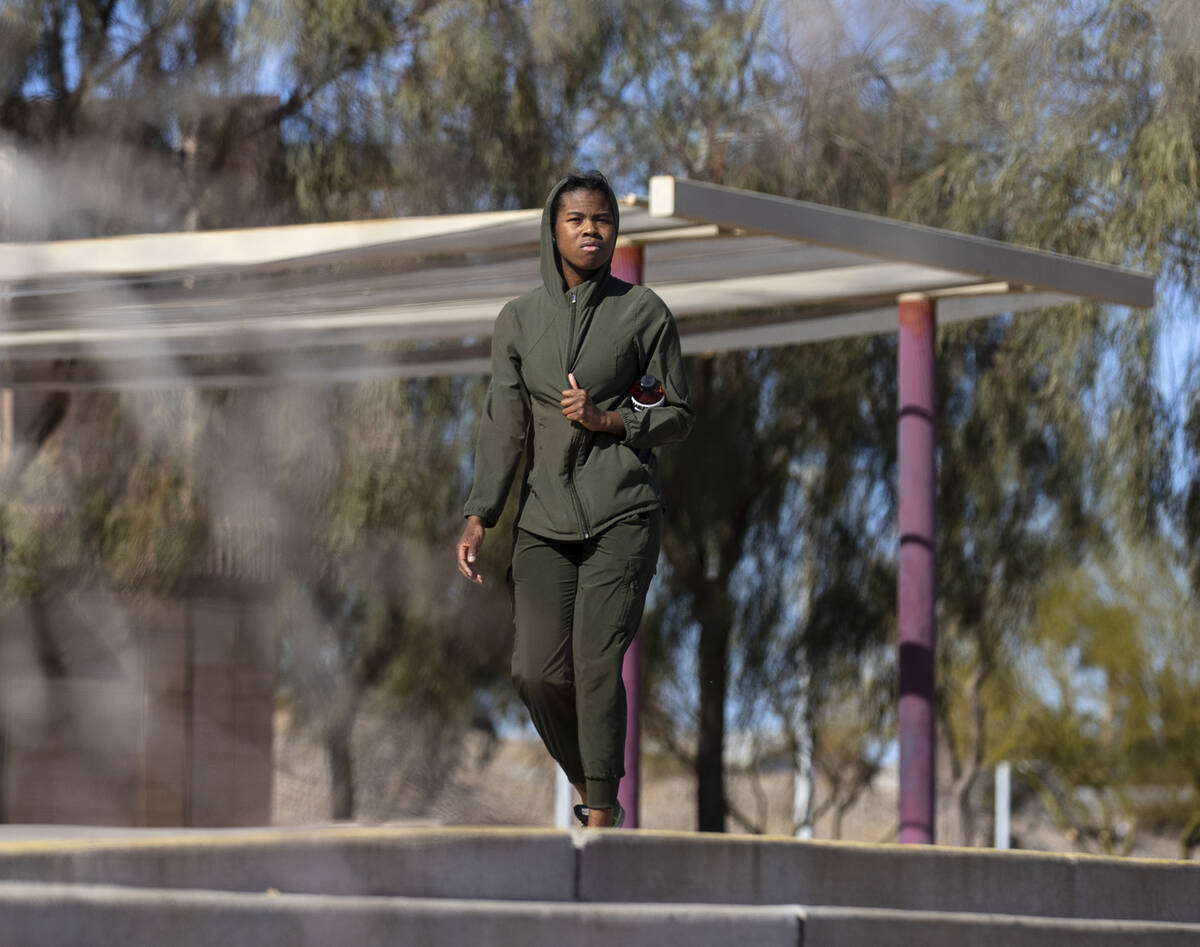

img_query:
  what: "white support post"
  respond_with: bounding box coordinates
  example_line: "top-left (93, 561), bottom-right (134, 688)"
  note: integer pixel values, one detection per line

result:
top-left (994, 761), bottom-right (1012, 849)
top-left (555, 769), bottom-right (573, 830)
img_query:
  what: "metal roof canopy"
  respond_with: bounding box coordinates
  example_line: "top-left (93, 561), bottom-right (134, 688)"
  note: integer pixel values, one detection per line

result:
top-left (0, 176), bottom-right (1154, 390)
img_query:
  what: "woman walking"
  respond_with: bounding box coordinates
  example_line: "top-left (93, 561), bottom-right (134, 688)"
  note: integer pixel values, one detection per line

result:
top-left (456, 171), bottom-right (693, 828)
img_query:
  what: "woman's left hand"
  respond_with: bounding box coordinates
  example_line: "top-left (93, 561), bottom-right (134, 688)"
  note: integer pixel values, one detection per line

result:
top-left (562, 373), bottom-right (625, 436)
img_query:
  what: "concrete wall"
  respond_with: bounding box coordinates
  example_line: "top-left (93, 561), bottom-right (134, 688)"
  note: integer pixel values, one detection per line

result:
top-left (574, 832), bottom-right (1200, 923)
top-left (0, 884), bottom-right (809, 947)
top-left (0, 826), bottom-right (1196, 925)
top-left (575, 832), bottom-right (1200, 923)
top-left (1, 828), bottom-right (1200, 946)
top-left (0, 828), bottom-right (576, 901)
top-left (0, 589), bottom-right (274, 827)
top-left (3, 889), bottom-right (1200, 947)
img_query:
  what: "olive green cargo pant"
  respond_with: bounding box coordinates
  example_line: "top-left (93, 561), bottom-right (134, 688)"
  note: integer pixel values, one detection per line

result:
top-left (510, 510), bottom-right (662, 811)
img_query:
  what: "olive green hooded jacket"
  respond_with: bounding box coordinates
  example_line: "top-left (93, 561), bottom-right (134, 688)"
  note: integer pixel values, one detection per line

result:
top-left (463, 177), bottom-right (694, 540)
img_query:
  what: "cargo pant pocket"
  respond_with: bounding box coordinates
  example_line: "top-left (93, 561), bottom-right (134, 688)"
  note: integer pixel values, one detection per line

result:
top-left (616, 554), bottom-right (656, 632)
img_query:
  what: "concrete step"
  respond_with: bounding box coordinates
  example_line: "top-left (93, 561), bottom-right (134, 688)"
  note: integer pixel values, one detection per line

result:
top-left (0, 825), bottom-right (1196, 926)
top-left (0, 826), bottom-right (574, 902)
top-left (575, 830), bottom-right (1200, 924)
top-left (1, 883), bottom-right (1199, 947)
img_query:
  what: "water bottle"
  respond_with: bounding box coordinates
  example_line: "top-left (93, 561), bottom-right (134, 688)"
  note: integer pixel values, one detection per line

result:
top-left (630, 374), bottom-right (665, 411)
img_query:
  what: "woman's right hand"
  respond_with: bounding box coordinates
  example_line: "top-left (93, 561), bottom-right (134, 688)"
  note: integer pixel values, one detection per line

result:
top-left (456, 516), bottom-right (486, 584)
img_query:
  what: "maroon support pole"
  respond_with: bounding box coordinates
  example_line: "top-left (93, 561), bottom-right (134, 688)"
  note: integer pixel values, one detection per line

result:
top-left (897, 293), bottom-right (937, 844)
top-left (611, 241), bottom-right (644, 829)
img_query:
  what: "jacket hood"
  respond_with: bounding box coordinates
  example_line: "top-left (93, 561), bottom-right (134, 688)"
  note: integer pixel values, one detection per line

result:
top-left (539, 175), bottom-right (621, 299)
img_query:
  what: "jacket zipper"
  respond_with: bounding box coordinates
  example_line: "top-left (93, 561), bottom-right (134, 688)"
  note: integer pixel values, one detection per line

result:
top-left (564, 289), bottom-right (590, 538)
top-left (566, 290), bottom-right (578, 369)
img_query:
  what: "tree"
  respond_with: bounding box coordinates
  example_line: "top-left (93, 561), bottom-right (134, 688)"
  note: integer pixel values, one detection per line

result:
top-left (615, 0), bottom-right (935, 833)
top-left (897, 0), bottom-right (1197, 843)
top-left (0, 0), bottom-right (625, 818)
top-left (0, 0), bottom-right (444, 235)
top-left (1017, 546), bottom-right (1200, 856)
top-left (642, 0), bottom-right (1199, 839)
top-left (270, 376), bottom-right (513, 818)
top-left (651, 350), bottom-right (791, 832)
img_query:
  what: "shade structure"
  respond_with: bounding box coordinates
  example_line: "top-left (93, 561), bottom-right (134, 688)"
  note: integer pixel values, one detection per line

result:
top-left (0, 177), bottom-right (1156, 841)
top-left (0, 176), bottom-right (1152, 390)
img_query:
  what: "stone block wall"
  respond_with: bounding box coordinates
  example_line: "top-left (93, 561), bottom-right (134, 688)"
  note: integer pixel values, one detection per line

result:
top-left (0, 588), bottom-right (274, 827)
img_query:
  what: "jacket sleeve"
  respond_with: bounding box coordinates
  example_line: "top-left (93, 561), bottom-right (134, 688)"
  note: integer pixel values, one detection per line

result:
top-left (463, 305), bottom-right (530, 527)
top-left (618, 290), bottom-right (694, 450)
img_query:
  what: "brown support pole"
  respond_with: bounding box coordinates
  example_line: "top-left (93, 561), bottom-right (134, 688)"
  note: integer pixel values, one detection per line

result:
top-left (610, 240), bottom-right (644, 828)
top-left (897, 292), bottom-right (937, 844)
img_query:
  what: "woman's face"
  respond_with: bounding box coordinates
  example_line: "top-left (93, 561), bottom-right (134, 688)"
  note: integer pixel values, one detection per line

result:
top-left (553, 188), bottom-right (616, 288)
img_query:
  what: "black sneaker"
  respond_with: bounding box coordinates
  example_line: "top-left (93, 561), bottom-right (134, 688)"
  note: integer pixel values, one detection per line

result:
top-left (572, 802), bottom-right (625, 828)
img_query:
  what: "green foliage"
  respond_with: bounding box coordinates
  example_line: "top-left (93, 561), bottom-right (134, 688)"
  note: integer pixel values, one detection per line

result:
top-left (98, 458), bottom-right (205, 593)
top-left (891, 0), bottom-right (1197, 846)
top-left (383, 0), bottom-right (625, 211)
top-left (648, 335), bottom-right (899, 831)
top-left (1018, 548), bottom-right (1200, 855)
top-left (0, 391), bottom-right (206, 599)
top-left (269, 377), bottom-right (515, 814)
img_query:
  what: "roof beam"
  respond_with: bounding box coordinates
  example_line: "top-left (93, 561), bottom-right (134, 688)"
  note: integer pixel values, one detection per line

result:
top-left (0, 211), bottom-right (543, 281)
top-left (649, 176), bottom-right (1155, 309)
